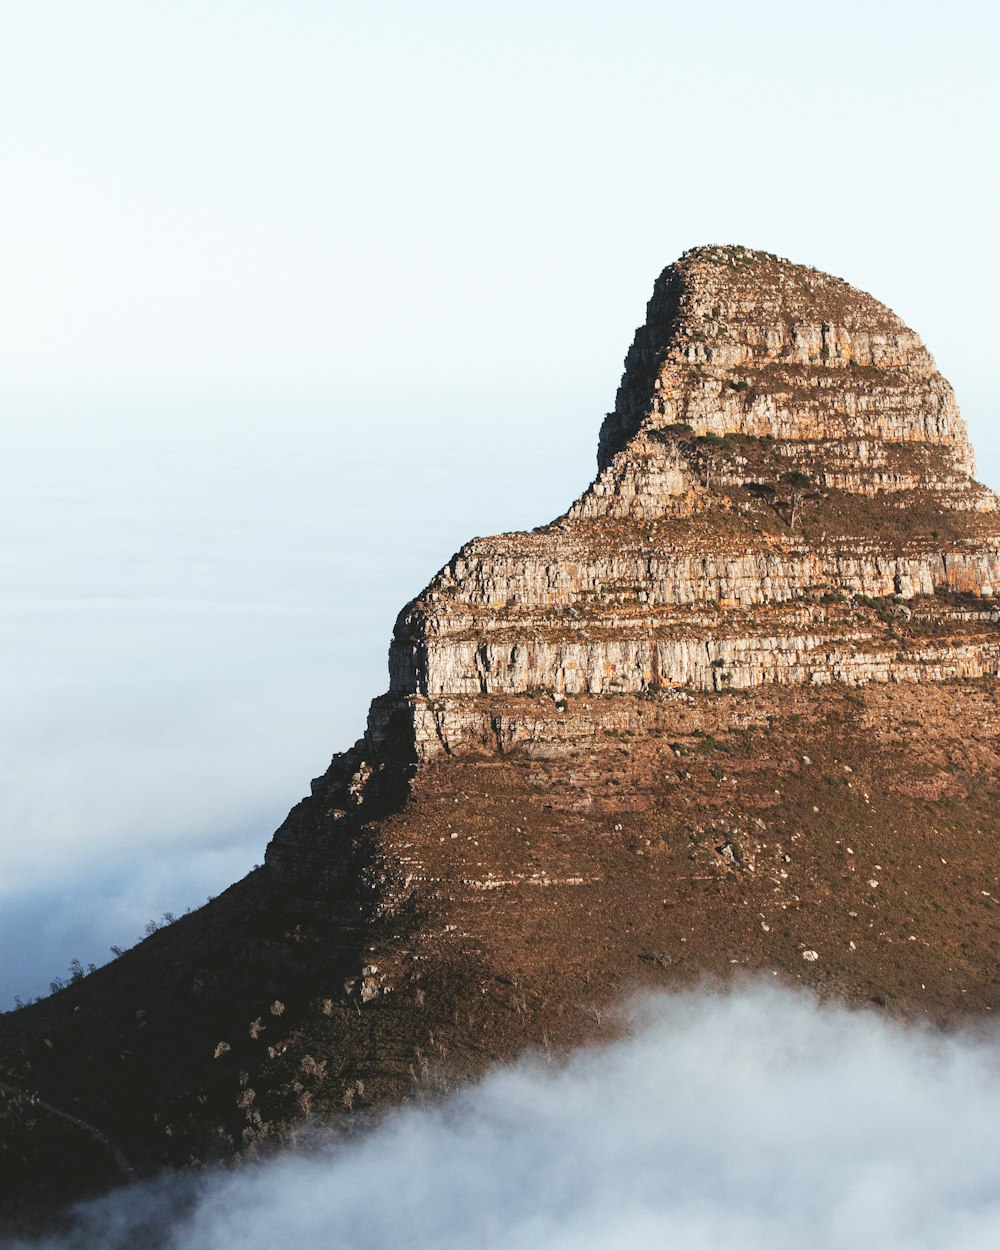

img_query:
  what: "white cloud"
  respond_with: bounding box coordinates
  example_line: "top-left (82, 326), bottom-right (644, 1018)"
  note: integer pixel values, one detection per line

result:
top-left (18, 984), bottom-right (1000, 1250)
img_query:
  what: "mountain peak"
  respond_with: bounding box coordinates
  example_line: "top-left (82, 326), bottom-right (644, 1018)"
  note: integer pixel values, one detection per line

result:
top-left (4, 248), bottom-right (1000, 1225)
top-left (599, 246), bottom-right (973, 478)
top-left (357, 251), bottom-right (999, 788)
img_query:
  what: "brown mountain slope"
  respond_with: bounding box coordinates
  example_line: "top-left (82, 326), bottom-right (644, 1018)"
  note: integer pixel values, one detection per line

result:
top-left (3, 245), bottom-right (1000, 1224)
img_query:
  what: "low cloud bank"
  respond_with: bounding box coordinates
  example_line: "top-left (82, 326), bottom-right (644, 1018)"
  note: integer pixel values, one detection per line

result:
top-left (18, 983), bottom-right (1000, 1250)
top-left (0, 389), bottom-right (592, 1008)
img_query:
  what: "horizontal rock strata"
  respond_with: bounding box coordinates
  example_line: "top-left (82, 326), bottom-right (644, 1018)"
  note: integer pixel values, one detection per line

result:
top-left (273, 244), bottom-right (1000, 867)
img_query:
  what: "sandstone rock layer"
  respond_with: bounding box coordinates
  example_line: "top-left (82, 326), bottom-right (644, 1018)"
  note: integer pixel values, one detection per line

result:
top-left (313, 246), bottom-right (1000, 787)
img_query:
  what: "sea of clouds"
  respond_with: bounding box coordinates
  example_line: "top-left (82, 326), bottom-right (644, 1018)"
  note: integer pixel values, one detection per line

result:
top-left (15, 983), bottom-right (1000, 1250)
top-left (0, 386), bottom-right (593, 1007)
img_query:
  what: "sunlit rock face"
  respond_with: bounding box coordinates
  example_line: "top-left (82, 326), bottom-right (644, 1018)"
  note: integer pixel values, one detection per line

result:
top-left (599, 244), bottom-right (976, 474)
top-left (367, 246), bottom-right (1000, 761)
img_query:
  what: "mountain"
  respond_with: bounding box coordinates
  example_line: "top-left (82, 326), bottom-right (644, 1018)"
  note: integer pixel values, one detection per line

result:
top-left (3, 245), bottom-right (1000, 1224)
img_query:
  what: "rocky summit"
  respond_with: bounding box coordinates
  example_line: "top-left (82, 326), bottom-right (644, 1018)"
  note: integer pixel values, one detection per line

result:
top-left (4, 245), bottom-right (1000, 1224)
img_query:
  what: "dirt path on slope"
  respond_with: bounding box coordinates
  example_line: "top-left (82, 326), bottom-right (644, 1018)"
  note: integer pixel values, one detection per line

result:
top-left (0, 1079), bottom-right (137, 1183)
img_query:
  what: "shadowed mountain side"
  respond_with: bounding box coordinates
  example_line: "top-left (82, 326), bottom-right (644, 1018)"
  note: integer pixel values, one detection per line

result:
top-left (3, 246), bottom-right (1000, 1226)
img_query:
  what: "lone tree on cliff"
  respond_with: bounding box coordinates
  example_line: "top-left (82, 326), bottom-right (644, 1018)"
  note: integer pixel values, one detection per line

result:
top-left (778, 470), bottom-right (818, 530)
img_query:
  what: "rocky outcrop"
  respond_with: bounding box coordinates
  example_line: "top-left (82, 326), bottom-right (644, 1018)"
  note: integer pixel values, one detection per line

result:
top-left (331, 245), bottom-right (1000, 777)
top-left (598, 245), bottom-right (976, 472)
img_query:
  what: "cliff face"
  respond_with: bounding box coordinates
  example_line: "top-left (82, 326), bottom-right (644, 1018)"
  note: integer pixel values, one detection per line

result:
top-left (5, 246), bottom-right (1000, 1224)
top-left (282, 246), bottom-right (1000, 804)
top-left (599, 245), bottom-right (975, 472)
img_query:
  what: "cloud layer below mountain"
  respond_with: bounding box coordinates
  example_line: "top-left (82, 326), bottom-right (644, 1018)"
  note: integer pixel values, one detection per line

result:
top-left (19, 983), bottom-right (1000, 1250)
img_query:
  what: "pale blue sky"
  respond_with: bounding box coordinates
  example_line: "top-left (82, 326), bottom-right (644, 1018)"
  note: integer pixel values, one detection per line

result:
top-left (2, 1), bottom-right (998, 1002)
top-left (3, 3), bottom-right (999, 413)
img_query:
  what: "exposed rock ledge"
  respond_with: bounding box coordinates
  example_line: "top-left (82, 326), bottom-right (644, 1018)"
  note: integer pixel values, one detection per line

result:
top-left (330, 247), bottom-right (999, 761)
top-left (267, 244), bottom-right (1000, 879)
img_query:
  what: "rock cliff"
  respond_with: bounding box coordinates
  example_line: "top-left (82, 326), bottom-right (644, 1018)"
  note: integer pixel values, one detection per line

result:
top-left (271, 245), bottom-right (1000, 882)
top-left (4, 246), bottom-right (1000, 1227)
